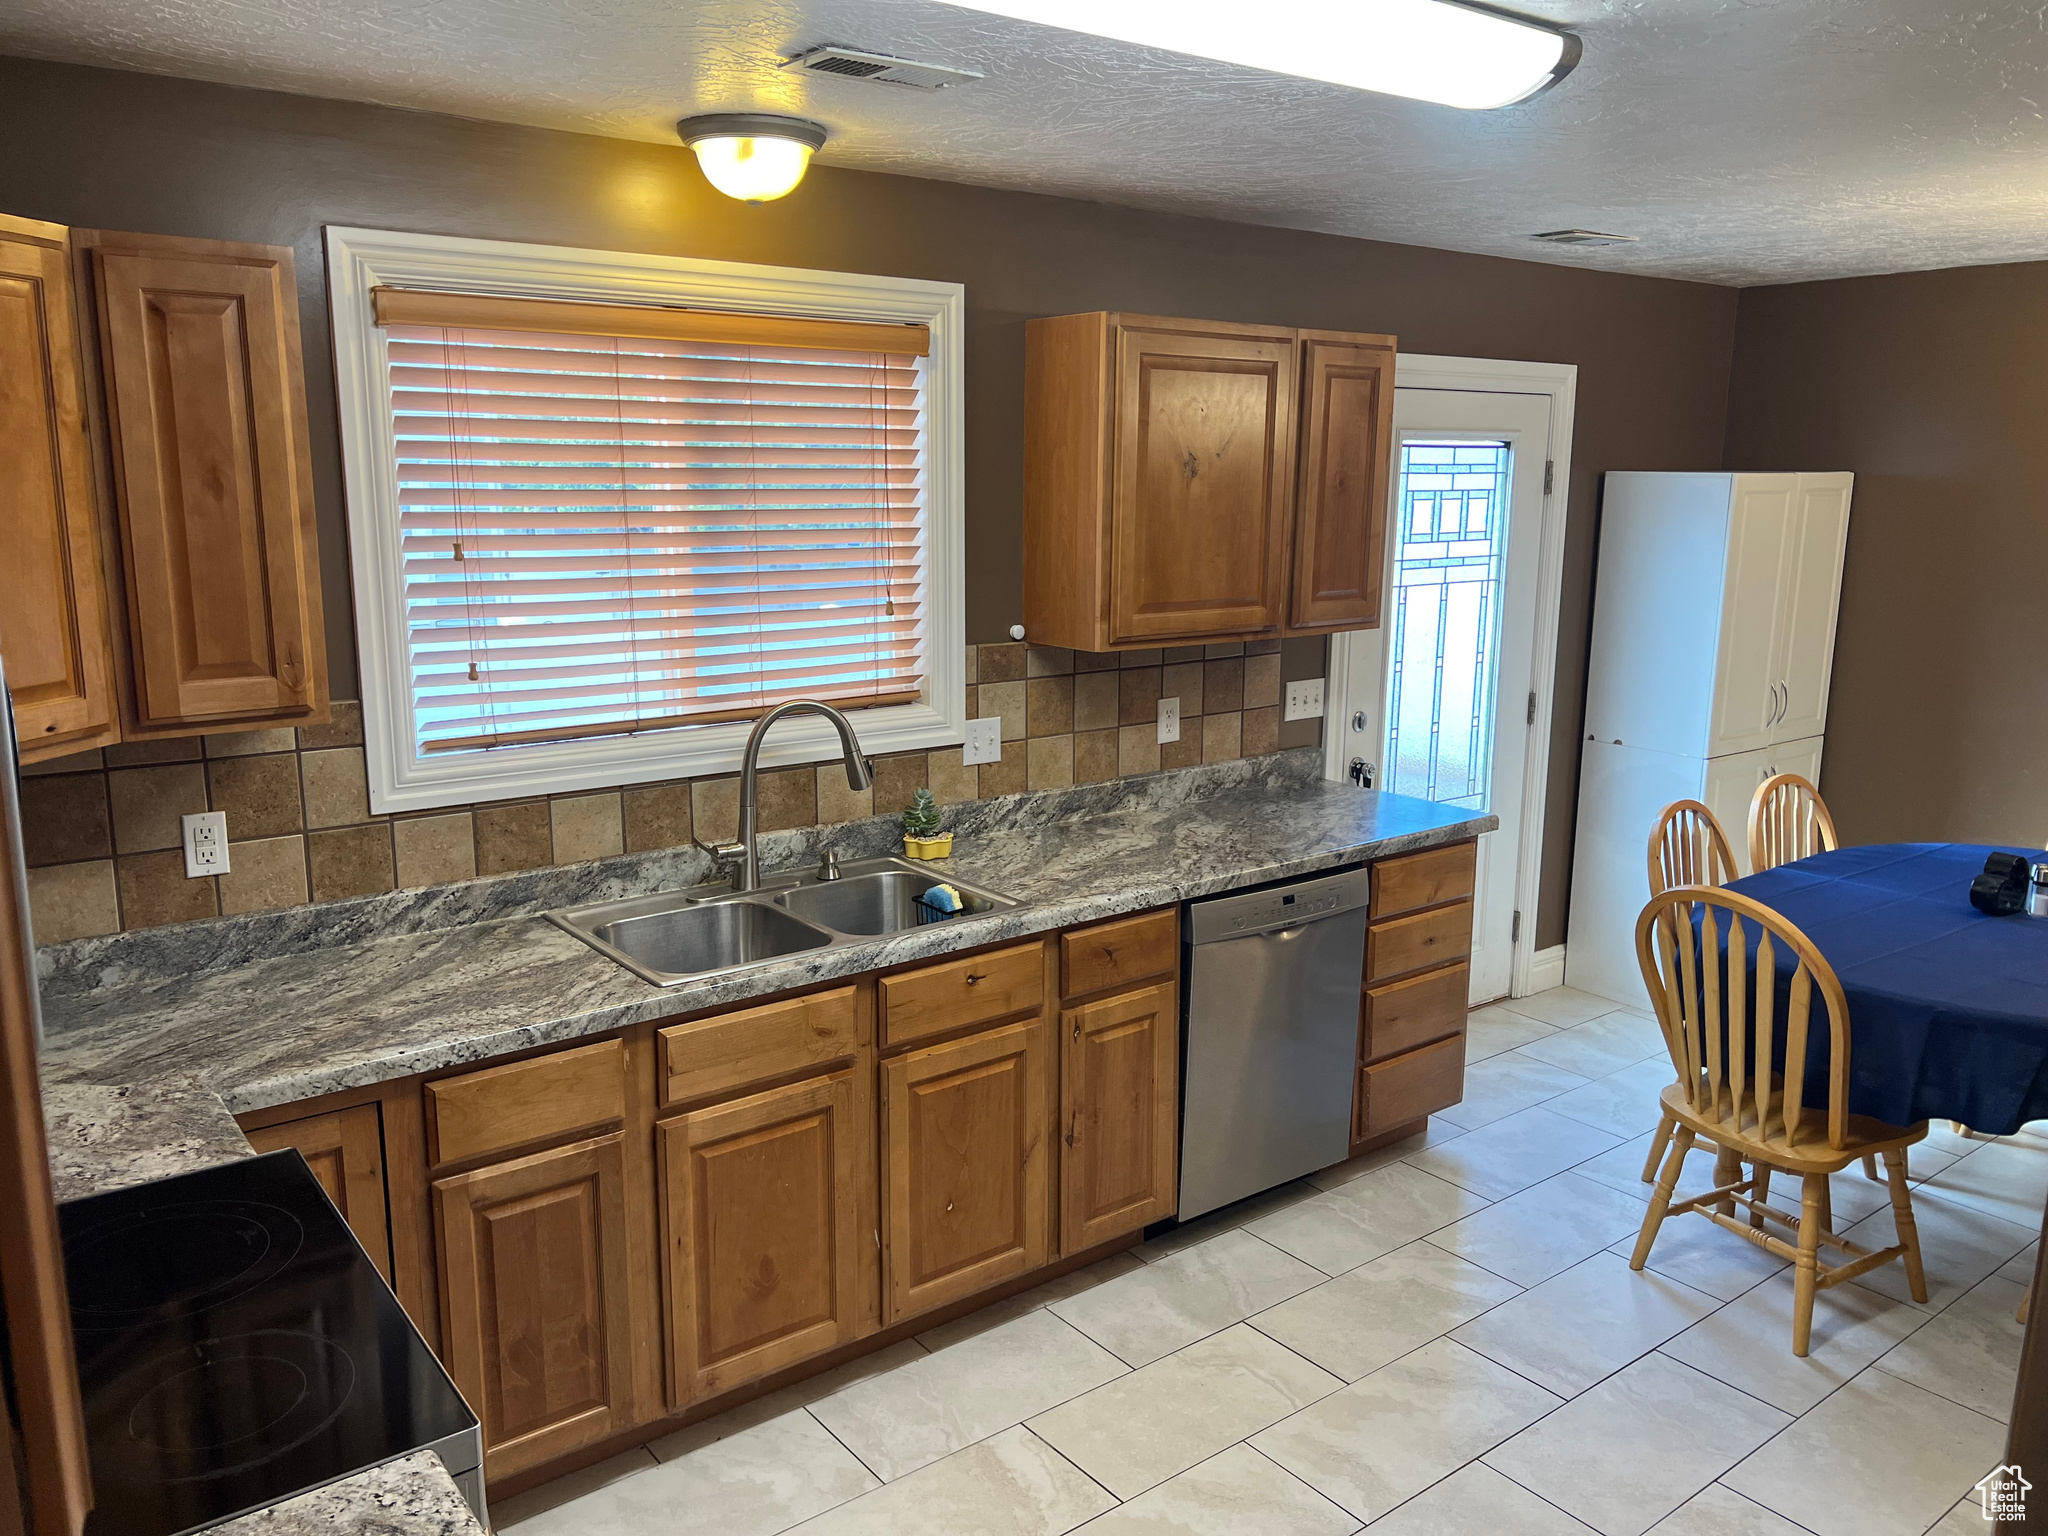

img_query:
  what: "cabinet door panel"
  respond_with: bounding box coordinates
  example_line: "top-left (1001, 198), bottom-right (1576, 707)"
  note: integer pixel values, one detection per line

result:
top-left (659, 1071), bottom-right (863, 1406)
top-left (1702, 745), bottom-right (1775, 877)
top-left (1109, 326), bottom-right (1294, 642)
top-left (1289, 333), bottom-right (1394, 633)
top-left (435, 1132), bottom-right (634, 1478)
top-left (85, 234), bottom-right (324, 728)
top-left (0, 216), bottom-right (117, 759)
top-left (1708, 477), bottom-right (1795, 756)
top-left (1061, 982), bottom-right (1178, 1252)
top-left (882, 1020), bottom-right (1049, 1322)
top-left (246, 1103), bottom-right (391, 1279)
top-left (1773, 476), bottom-right (1851, 743)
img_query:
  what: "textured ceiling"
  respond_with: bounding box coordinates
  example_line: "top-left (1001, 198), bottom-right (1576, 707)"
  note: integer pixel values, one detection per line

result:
top-left (5, 0), bottom-right (2048, 285)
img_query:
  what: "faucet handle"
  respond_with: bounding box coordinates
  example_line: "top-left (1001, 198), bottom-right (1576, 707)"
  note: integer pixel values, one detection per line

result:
top-left (691, 832), bottom-right (747, 885)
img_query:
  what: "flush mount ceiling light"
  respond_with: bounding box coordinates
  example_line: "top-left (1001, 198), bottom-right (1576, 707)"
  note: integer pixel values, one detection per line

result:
top-left (944, 0), bottom-right (1579, 109)
top-left (676, 113), bottom-right (829, 202)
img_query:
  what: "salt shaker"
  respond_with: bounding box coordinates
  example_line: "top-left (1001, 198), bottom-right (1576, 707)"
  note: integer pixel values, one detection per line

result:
top-left (2030, 863), bottom-right (2048, 918)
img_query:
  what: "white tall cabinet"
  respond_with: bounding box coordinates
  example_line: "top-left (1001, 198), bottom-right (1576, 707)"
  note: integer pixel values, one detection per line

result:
top-left (1566, 472), bottom-right (1853, 1004)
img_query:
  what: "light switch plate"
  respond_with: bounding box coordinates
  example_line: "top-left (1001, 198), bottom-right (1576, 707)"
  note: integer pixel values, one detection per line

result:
top-left (1157, 696), bottom-right (1180, 744)
top-left (962, 717), bottom-right (1003, 765)
top-left (1284, 678), bottom-right (1326, 722)
top-left (182, 811), bottom-right (230, 878)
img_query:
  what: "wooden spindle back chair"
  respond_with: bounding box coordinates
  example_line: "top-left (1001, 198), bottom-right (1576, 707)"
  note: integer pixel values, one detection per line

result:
top-left (1629, 885), bottom-right (1927, 1356)
top-left (1748, 772), bottom-right (1839, 874)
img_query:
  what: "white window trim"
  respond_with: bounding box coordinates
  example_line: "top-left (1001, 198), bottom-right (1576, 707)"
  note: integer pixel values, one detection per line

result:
top-left (325, 226), bottom-right (968, 815)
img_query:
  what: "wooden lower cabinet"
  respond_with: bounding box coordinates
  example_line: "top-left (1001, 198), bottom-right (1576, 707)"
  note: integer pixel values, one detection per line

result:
top-left (1353, 842), bottom-right (1477, 1150)
top-left (434, 1132), bottom-right (636, 1479)
top-left (1060, 981), bottom-right (1179, 1252)
top-left (882, 1019), bottom-right (1050, 1323)
top-left (658, 1070), bottom-right (864, 1406)
top-left (245, 1103), bottom-right (391, 1279)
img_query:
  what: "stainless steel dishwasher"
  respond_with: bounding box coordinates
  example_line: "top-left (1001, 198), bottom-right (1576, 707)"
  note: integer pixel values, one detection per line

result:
top-left (1178, 865), bottom-right (1372, 1222)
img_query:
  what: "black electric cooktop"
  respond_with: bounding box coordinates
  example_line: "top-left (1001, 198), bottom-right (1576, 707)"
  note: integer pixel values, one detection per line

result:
top-left (60, 1151), bottom-right (479, 1536)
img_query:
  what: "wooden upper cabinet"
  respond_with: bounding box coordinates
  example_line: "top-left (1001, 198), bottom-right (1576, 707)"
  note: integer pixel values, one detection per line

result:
top-left (0, 214), bottom-right (119, 763)
top-left (1024, 311), bottom-right (1395, 651)
top-left (1290, 331), bottom-right (1395, 632)
top-left (77, 230), bottom-right (327, 733)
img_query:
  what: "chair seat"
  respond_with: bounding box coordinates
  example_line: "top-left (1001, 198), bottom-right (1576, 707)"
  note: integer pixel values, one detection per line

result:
top-left (1658, 1081), bottom-right (1927, 1173)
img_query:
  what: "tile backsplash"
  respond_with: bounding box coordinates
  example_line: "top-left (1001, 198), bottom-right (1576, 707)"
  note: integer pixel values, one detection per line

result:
top-left (19, 639), bottom-right (1325, 943)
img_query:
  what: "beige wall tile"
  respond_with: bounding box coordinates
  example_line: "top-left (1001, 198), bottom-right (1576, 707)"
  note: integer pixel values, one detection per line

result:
top-left (1074, 650), bottom-right (1118, 673)
top-left (622, 784), bottom-right (692, 852)
top-left (1161, 730), bottom-right (1203, 771)
top-left (474, 801), bottom-right (552, 875)
top-left (978, 642), bottom-right (1027, 682)
top-left (1163, 646), bottom-right (1206, 665)
top-left (297, 699), bottom-right (365, 750)
top-left (1160, 662), bottom-right (1205, 719)
top-left (208, 753), bottom-right (304, 840)
top-left (1026, 645), bottom-right (1073, 676)
top-left (1119, 668), bottom-right (1163, 727)
top-left (1246, 638), bottom-right (1282, 656)
top-left (551, 792), bottom-right (625, 863)
top-left (691, 777), bottom-right (740, 843)
top-left (1243, 706), bottom-right (1281, 757)
top-left (928, 748), bottom-right (979, 805)
top-left (1203, 657), bottom-right (1246, 714)
top-left (816, 768), bottom-right (874, 827)
top-left (872, 753), bottom-right (928, 816)
top-left (204, 727), bottom-right (297, 758)
top-left (1119, 648), bottom-right (1164, 668)
top-left (1203, 642), bottom-right (1246, 659)
top-left (108, 763), bottom-right (208, 854)
top-left (309, 824), bottom-right (397, 902)
top-left (19, 774), bottom-right (110, 866)
top-left (301, 748), bottom-right (371, 828)
top-left (979, 739), bottom-right (1028, 798)
top-left (1073, 672), bottom-right (1119, 733)
top-left (1243, 652), bottom-right (1282, 710)
top-left (21, 747), bottom-right (103, 777)
top-left (219, 835), bottom-right (309, 915)
top-left (26, 861), bottom-right (119, 945)
top-left (1203, 712), bottom-right (1243, 764)
top-left (979, 680), bottom-right (1027, 742)
top-left (117, 849), bottom-right (218, 927)
top-left (1027, 676), bottom-right (1074, 737)
top-left (394, 813), bottom-right (477, 888)
top-left (105, 737), bottom-right (201, 766)
top-left (757, 766), bottom-right (817, 832)
top-left (1027, 735), bottom-right (1074, 791)
top-left (1074, 730), bottom-right (1119, 784)
top-left (962, 684), bottom-right (981, 720)
top-left (1119, 724), bottom-right (1162, 776)
top-left (963, 644), bottom-right (979, 685)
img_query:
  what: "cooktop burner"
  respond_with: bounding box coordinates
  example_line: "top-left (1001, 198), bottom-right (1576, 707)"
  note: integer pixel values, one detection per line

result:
top-left (61, 1153), bottom-right (478, 1536)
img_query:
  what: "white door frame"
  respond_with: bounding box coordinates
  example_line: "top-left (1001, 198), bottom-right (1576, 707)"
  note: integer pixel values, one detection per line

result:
top-left (1324, 354), bottom-right (1578, 999)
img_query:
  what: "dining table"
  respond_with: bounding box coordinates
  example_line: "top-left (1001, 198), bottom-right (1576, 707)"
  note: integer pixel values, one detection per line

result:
top-left (1726, 842), bottom-right (2048, 1136)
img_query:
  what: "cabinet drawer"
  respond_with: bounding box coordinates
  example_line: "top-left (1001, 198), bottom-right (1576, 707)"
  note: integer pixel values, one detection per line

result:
top-left (427, 1038), bottom-right (625, 1167)
top-left (1355, 1034), bottom-right (1465, 1143)
top-left (1366, 900), bottom-right (1472, 983)
top-left (1371, 842), bottom-right (1476, 919)
top-left (1061, 909), bottom-right (1177, 1000)
top-left (659, 987), bottom-right (859, 1109)
top-left (1363, 963), bottom-right (1468, 1064)
top-left (880, 942), bottom-right (1044, 1049)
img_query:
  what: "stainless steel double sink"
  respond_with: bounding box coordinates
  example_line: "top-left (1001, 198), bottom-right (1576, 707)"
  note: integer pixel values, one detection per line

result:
top-left (547, 856), bottom-right (1020, 987)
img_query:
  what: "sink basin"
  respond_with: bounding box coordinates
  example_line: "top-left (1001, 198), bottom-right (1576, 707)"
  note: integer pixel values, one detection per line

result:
top-left (776, 867), bottom-right (1009, 936)
top-left (555, 896), bottom-right (832, 985)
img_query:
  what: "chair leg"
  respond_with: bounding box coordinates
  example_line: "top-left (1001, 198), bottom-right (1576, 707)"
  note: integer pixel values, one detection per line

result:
top-left (1750, 1162), bottom-right (1772, 1229)
top-left (1641, 1114), bottom-right (1675, 1184)
top-left (1861, 1154), bottom-right (1882, 1183)
top-left (1793, 1172), bottom-right (1826, 1357)
top-left (1632, 1125), bottom-right (1696, 1272)
top-left (1713, 1144), bottom-right (1741, 1216)
top-left (1881, 1147), bottom-right (1928, 1305)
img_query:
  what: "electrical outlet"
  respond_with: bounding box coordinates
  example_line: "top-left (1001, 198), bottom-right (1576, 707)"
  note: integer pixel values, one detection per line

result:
top-left (962, 717), bottom-right (1003, 766)
top-left (182, 811), bottom-right (230, 878)
top-left (1157, 695), bottom-right (1180, 744)
top-left (1284, 678), bottom-right (1326, 722)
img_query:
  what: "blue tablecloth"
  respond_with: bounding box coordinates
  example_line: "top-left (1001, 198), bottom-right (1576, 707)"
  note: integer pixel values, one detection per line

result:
top-left (1726, 843), bottom-right (2048, 1134)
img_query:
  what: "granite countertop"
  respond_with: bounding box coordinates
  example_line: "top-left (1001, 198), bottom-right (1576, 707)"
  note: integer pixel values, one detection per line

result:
top-left (208, 1450), bottom-right (483, 1536)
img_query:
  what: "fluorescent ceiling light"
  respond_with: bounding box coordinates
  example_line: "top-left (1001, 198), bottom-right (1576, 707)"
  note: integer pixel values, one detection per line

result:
top-left (949, 0), bottom-right (1580, 110)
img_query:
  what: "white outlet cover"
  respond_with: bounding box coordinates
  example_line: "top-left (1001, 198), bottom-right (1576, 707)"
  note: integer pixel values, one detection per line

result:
top-left (181, 810), bottom-right (231, 878)
top-left (1157, 695), bottom-right (1180, 744)
top-left (1284, 678), bottom-right (1326, 722)
top-left (962, 717), bottom-right (1003, 766)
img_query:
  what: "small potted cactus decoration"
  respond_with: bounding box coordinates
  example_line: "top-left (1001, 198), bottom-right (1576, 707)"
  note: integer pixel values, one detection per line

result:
top-left (901, 788), bottom-right (953, 859)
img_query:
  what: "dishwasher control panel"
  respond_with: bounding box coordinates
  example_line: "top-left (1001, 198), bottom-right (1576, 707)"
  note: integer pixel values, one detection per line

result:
top-left (1225, 889), bottom-right (1343, 932)
top-left (1186, 865), bottom-right (1373, 944)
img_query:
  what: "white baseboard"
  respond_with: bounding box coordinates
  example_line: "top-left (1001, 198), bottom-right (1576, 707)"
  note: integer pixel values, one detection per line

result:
top-left (1523, 944), bottom-right (1567, 996)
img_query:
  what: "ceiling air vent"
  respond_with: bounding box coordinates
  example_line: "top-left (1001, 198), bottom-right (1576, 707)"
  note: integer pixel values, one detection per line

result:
top-left (781, 46), bottom-right (983, 90)
top-left (1530, 229), bottom-right (1639, 246)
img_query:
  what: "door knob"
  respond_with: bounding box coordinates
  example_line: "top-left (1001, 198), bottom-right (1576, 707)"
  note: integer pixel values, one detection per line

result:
top-left (1349, 758), bottom-right (1375, 789)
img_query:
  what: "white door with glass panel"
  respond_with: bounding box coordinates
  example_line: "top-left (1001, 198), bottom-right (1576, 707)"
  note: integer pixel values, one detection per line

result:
top-left (1332, 388), bottom-right (1552, 1004)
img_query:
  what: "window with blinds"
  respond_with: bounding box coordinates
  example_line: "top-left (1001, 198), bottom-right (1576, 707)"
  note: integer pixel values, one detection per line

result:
top-left (371, 289), bottom-right (930, 756)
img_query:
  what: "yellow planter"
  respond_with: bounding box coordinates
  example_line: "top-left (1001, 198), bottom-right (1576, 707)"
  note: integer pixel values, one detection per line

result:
top-left (903, 833), bottom-right (954, 860)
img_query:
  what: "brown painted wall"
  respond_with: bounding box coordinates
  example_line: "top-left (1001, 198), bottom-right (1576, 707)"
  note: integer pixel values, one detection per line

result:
top-left (1725, 262), bottom-right (2048, 851)
top-left (0, 55), bottom-right (1741, 947)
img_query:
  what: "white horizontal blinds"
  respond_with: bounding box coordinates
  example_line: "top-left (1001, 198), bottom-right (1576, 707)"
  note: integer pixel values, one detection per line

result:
top-left (382, 306), bottom-right (928, 754)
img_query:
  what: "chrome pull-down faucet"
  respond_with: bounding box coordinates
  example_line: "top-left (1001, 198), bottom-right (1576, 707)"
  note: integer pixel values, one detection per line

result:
top-left (696, 700), bottom-right (873, 892)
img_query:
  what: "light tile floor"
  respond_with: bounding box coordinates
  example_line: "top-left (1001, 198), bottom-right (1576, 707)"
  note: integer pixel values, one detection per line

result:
top-left (497, 986), bottom-right (2040, 1536)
